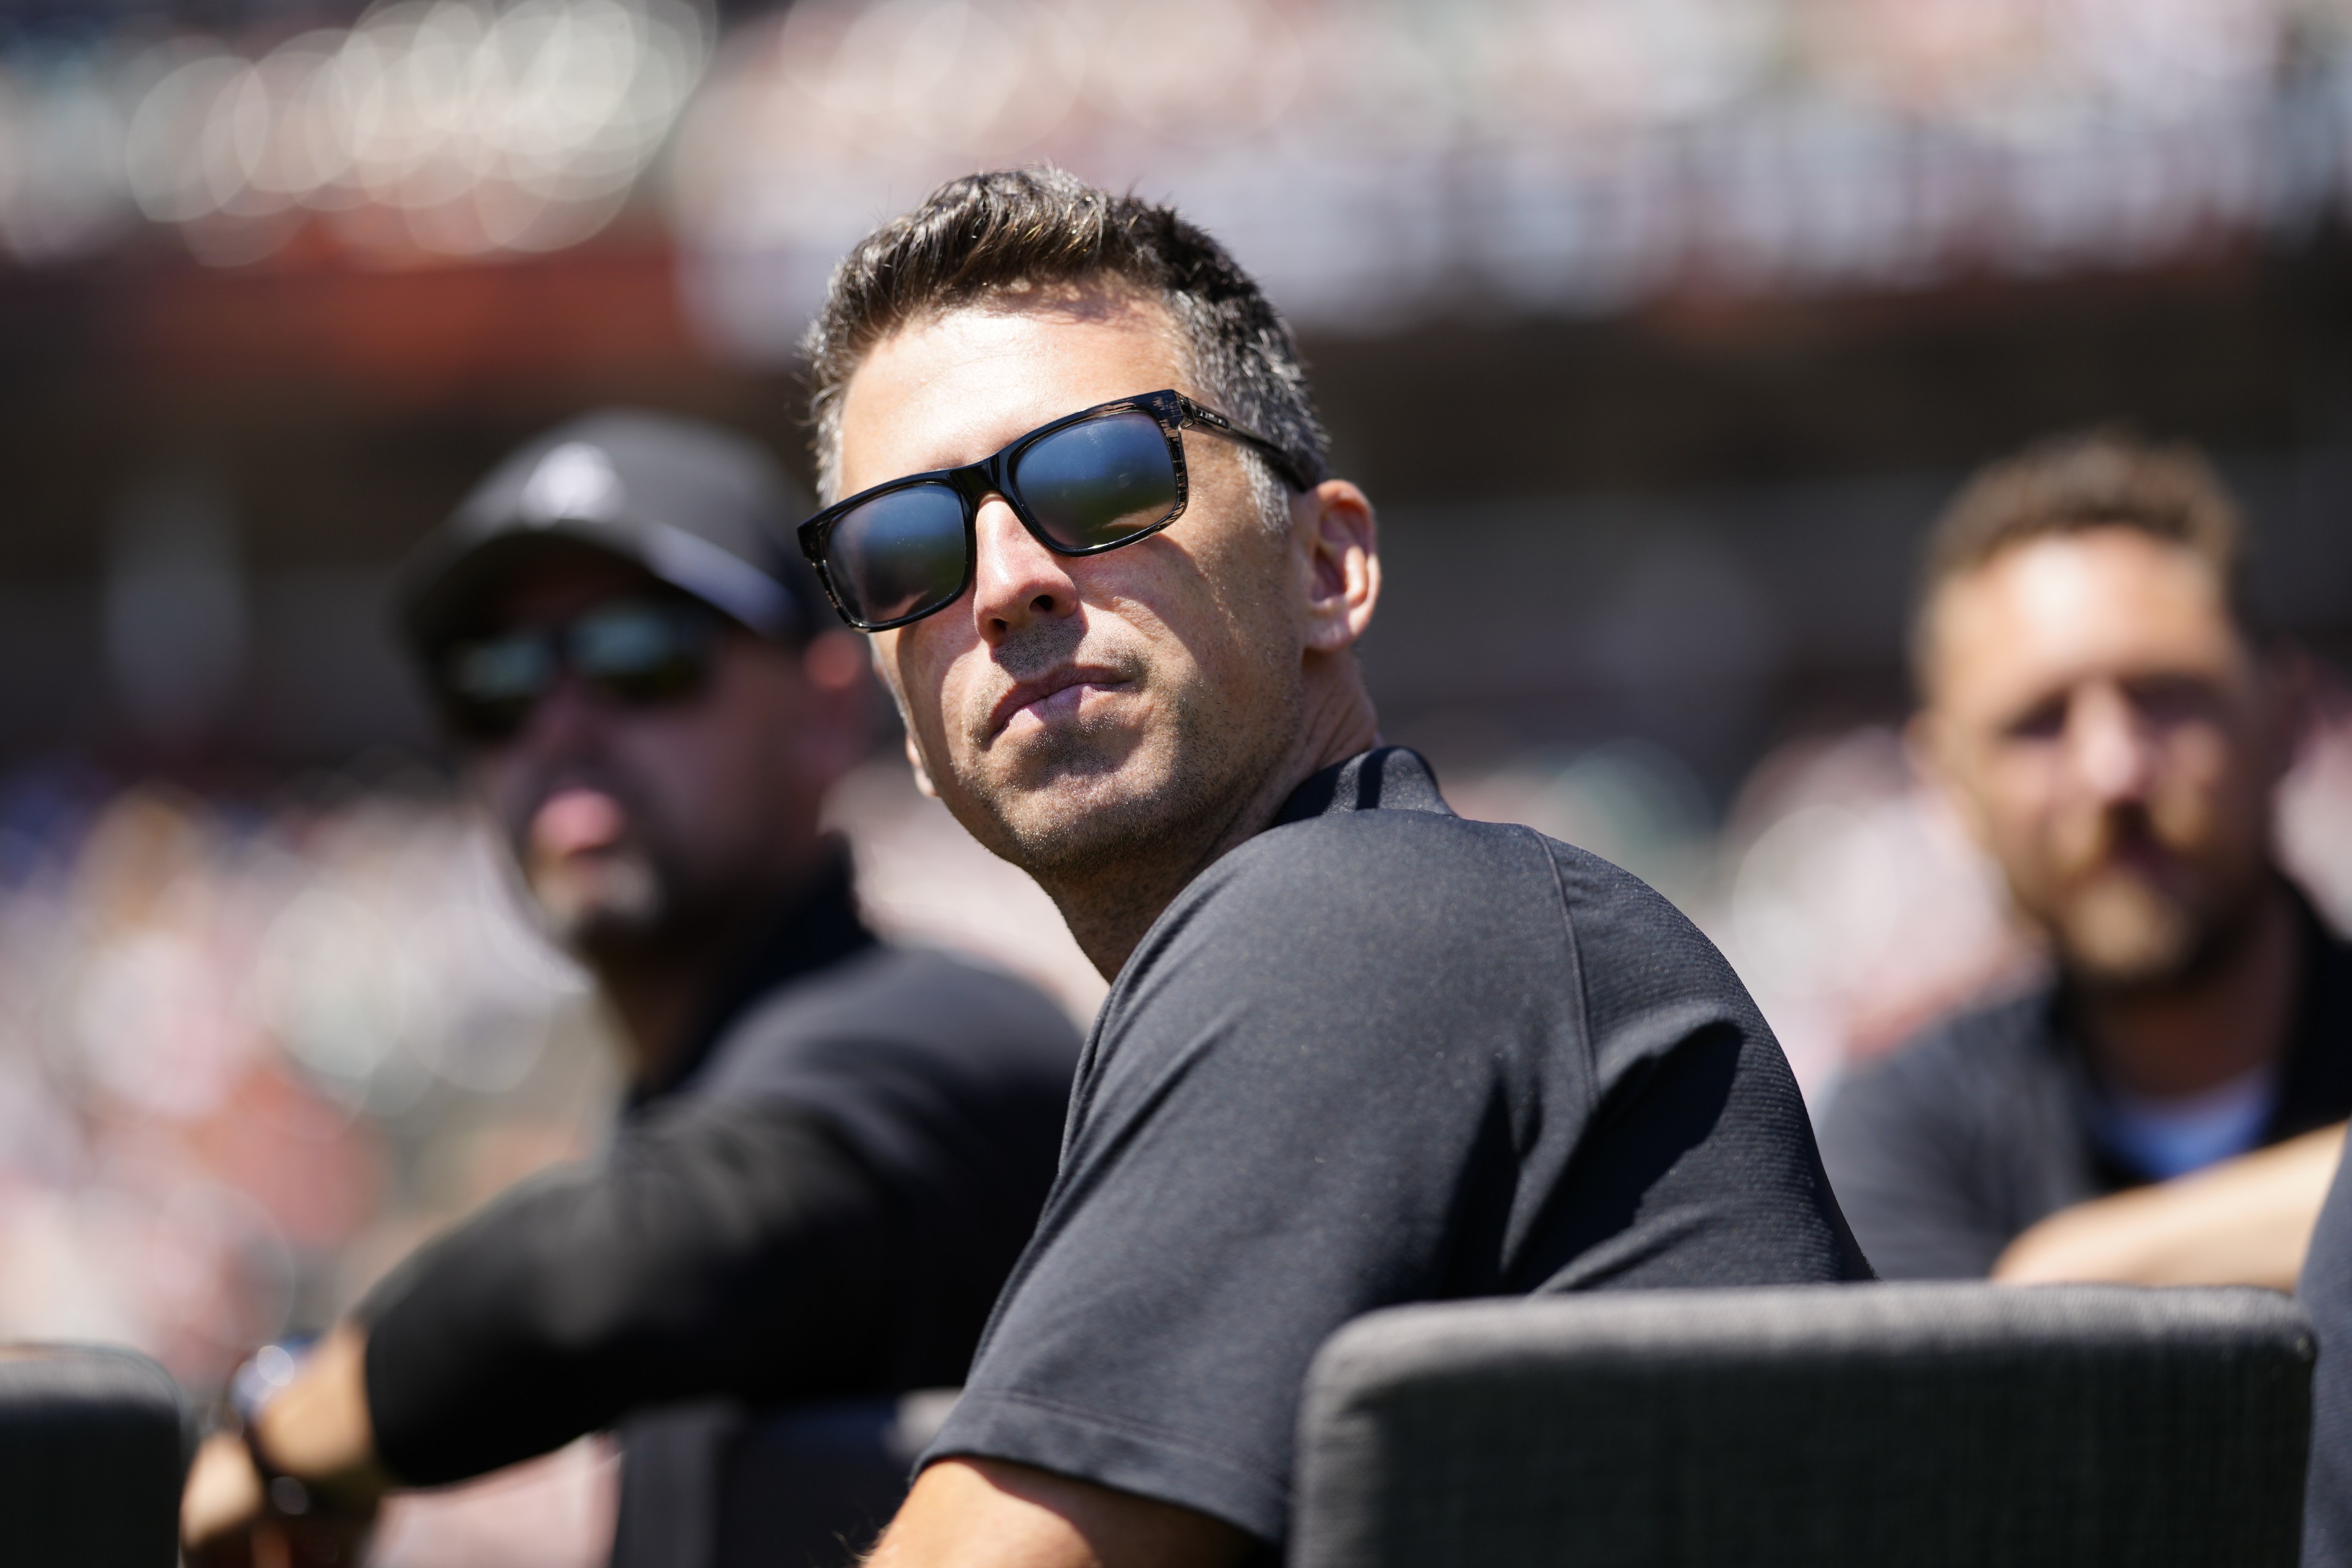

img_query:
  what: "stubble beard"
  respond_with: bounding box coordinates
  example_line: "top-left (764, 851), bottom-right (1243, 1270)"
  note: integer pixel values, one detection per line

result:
top-left (505, 772), bottom-right (690, 965)
top-left (530, 844), bottom-right (669, 957)
top-left (2027, 804), bottom-right (2266, 996)
top-left (941, 628), bottom-right (1303, 901)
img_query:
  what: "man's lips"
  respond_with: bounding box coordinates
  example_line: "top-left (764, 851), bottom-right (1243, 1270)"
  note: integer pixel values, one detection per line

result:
top-left (986, 666), bottom-right (1130, 738)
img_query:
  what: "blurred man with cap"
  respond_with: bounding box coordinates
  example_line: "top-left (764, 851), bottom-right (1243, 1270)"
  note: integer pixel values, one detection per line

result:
top-left (1820, 429), bottom-right (2350, 1290)
top-left (181, 409), bottom-right (1083, 1568)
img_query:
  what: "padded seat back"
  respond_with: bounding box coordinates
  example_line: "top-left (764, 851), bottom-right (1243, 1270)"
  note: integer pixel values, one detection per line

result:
top-left (1292, 1284), bottom-right (2312, 1568)
top-left (0, 1344), bottom-right (186, 1567)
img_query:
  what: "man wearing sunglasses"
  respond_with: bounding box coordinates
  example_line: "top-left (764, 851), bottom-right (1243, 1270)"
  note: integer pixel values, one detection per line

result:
top-left (797, 169), bottom-right (1869, 1568)
top-left (180, 409), bottom-right (1082, 1568)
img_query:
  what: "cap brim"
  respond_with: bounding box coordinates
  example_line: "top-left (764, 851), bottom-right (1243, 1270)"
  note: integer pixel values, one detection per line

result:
top-left (398, 518), bottom-right (799, 656)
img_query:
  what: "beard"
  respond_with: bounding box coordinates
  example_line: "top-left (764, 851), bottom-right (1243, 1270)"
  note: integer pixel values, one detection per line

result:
top-left (2047, 869), bottom-right (2205, 987)
top-left (2022, 802), bottom-right (2266, 994)
top-left (934, 614), bottom-right (1302, 892)
top-left (528, 840), bottom-right (668, 954)
top-left (502, 769), bottom-right (692, 962)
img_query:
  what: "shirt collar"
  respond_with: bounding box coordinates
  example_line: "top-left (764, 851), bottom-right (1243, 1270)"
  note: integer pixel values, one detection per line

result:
top-left (1272, 745), bottom-right (1455, 827)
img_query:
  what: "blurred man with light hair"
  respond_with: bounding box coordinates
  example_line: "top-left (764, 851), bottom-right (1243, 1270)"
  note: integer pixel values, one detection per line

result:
top-left (1821, 429), bottom-right (2350, 1291)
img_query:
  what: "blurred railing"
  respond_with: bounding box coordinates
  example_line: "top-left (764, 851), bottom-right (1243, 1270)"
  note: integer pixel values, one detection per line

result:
top-left (680, 0), bottom-right (2352, 347)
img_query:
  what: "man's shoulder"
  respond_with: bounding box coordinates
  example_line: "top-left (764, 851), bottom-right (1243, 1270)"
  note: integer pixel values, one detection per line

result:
top-left (1174, 807), bottom-right (1575, 971)
top-left (1217, 802), bottom-right (1684, 925)
top-left (1129, 805), bottom-right (1746, 1049)
top-left (761, 942), bottom-right (1069, 1023)
top-left (698, 944), bottom-right (1082, 1101)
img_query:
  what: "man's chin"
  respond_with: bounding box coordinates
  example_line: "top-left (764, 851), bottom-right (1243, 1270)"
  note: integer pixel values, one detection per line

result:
top-left (955, 748), bottom-right (1183, 877)
top-left (2051, 878), bottom-right (2204, 991)
top-left (527, 859), bottom-right (666, 950)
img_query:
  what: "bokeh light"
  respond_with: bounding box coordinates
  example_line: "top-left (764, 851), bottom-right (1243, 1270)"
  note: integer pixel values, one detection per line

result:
top-left (0, 773), bottom-right (606, 1389)
top-left (0, 0), bottom-right (710, 266)
top-left (0, 0), bottom-right (2340, 295)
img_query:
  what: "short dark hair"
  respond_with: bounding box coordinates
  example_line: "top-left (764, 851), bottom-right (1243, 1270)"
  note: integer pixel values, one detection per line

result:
top-left (801, 167), bottom-right (1329, 513)
top-left (1913, 427), bottom-right (2255, 684)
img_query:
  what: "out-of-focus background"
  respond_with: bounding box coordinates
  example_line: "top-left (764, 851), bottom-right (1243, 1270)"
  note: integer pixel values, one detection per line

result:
top-left (1, 0), bottom-right (2350, 1553)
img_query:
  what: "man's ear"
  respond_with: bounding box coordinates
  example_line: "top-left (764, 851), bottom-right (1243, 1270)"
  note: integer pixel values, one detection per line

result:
top-left (797, 629), bottom-right (872, 772)
top-left (804, 628), bottom-right (869, 696)
top-left (1297, 478), bottom-right (1379, 655)
top-left (1906, 706), bottom-right (1992, 854)
top-left (863, 632), bottom-right (939, 797)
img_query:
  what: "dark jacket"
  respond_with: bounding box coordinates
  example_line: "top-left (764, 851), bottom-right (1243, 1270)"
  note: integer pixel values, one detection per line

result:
top-left (356, 850), bottom-right (1083, 1566)
top-left (1820, 886), bottom-right (2352, 1280)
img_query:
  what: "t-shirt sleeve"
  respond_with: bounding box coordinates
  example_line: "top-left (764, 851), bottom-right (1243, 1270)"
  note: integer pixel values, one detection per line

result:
top-left (922, 814), bottom-right (1863, 1545)
top-left (358, 950), bottom-right (1080, 1488)
top-left (358, 1095), bottom-right (900, 1486)
top-left (1817, 1047), bottom-right (2015, 1279)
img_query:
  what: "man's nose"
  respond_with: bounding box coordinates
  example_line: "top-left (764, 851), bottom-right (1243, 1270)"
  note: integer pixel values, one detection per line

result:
top-left (968, 497), bottom-right (1080, 643)
top-left (511, 669), bottom-right (606, 759)
top-left (2069, 684), bottom-right (2157, 803)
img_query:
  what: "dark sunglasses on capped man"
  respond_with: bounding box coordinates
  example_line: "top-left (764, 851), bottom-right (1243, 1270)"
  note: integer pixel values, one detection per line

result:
top-left (797, 389), bottom-right (1309, 633)
top-left (434, 597), bottom-right (725, 741)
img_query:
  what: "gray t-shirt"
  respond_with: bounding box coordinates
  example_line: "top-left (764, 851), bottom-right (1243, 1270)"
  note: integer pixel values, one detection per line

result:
top-left (922, 747), bottom-right (1869, 1549)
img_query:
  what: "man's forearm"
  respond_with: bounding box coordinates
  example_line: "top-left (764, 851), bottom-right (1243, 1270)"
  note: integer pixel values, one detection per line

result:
top-left (1992, 1122), bottom-right (2348, 1289)
top-left (252, 1323), bottom-right (388, 1483)
top-left (359, 1099), bottom-right (895, 1482)
top-left (867, 1458), bottom-right (1253, 1568)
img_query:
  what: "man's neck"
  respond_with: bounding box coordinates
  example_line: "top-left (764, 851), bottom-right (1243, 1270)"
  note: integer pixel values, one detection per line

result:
top-left (1050, 672), bottom-right (1380, 979)
top-left (2072, 878), bottom-right (2305, 1101)
top-left (597, 948), bottom-right (722, 1090)
top-left (589, 872), bottom-right (820, 1091)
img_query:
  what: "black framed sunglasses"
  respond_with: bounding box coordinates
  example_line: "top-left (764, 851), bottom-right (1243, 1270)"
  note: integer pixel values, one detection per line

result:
top-left (797, 389), bottom-right (1308, 632)
top-left (432, 597), bottom-right (724, 741)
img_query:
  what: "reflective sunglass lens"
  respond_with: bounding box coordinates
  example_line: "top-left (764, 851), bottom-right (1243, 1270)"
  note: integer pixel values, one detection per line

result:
top-left (448, 632), bottom-right (552, 703)
top-left (828, 483), bottom-right (970, 628)
top-left (570, 603), bottom-right (715, 702)
top-left (439, 631), bottom-right (552, 738)
top-left (1011, 410), bottom-right (1178, 551)
top-left (437, 600), bottom-right (719, 739)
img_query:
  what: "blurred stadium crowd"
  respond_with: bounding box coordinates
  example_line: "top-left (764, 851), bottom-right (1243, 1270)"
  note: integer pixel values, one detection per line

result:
top-left (2, 699), bottom-right (2348, 1401)
top-left (0, 765), bottom-right (609, 1389)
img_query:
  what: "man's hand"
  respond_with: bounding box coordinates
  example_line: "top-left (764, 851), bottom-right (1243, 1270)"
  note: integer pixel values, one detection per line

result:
top-left (182, 1323), bottom-right (394, 1567)
top-left (865, 1457), bottom-right (1255, 1568)
top-left (182, 1431), bottom-right (268, 1559)
top-left (182, 1431), bottom-right (374, 1568)
top-left (1993, 1122), bottom-right (2348, 1289)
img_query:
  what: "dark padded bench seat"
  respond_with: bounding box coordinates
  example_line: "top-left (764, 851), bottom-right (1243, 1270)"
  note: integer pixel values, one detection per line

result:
top-left (1294, 1283), bottom-right (2313, 1568)
top-left (0, 1343), bottom-right (186, 1567)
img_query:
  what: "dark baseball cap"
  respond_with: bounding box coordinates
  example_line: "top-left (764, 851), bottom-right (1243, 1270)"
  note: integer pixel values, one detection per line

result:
top-left (398, 407), bottom-right (825, 657)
